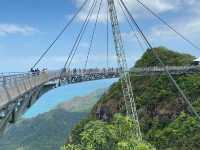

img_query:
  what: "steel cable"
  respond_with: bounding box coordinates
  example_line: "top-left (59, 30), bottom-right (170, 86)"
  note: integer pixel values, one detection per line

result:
top-left (120, 0), bottom-right (200, 121)
top-left (117, 0), bottom-right (147, 52)
top-left (30, 0), bottom-right (89, 69)
top-left (66, 0), bottom-right (97, 69)
top-left (58, 0), bottom-right (97, 82)
top-left (134, 0), bottom-right (200, 50)
top-left (84, 0), bottom-right (103, 69)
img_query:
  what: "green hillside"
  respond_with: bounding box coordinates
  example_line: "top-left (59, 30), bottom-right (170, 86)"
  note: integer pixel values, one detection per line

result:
top-left (58, 89), bottom-right (105, 112)
top-left (135, 47), bottom-right (194, 67)
top-left (63, 114), bottom-right (156, 150)
top-left (67, 47), bottom-right (200, 150)
top-left (0, 110), bottom-right (87, 150)
top-left (0, 89), bottom-right (105, 150)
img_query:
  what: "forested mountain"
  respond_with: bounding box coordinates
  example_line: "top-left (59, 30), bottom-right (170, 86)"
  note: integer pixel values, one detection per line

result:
top-left (0, 89), bottom-right (105, 150)
top-left (66, 47), bottom-right (200, 150)
top-left (1, 47), bottom-right (199, 150)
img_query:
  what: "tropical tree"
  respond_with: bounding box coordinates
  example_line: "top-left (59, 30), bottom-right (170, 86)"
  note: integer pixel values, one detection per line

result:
top-left (62, 114), bottom-right (156, 150)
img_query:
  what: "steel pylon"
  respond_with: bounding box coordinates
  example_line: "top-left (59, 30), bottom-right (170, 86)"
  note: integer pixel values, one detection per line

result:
top-left (107, 0), bottom-right (142, 140)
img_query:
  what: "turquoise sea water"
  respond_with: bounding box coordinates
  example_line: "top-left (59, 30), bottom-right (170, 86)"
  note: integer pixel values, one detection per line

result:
top-left (24, 79), bottom-right (118, 118)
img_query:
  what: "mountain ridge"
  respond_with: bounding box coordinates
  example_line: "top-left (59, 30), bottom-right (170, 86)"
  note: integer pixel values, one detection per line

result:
top-left (57, 88), bottom-right (106, 112)
top-left (0, 89), bottom-right (105, 150)
top-left (68, 47), bottom-right (200, 150)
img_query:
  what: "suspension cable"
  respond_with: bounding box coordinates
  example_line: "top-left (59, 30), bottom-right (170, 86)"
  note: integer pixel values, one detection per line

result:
top-left (62, 0), bottom-right (97, 70)
top-left (120, 0), bottom-right (200, 121)
top-left (106, 1), bottom-right (109, 68)
top-left (66, 0), bottom-right (97, 69)
top-left (84, 0), bottom-right (103, 69)
top-left (117, 0), bottom-right (146, 52)
top-left (134, 0), bottom-right (200, 50)
top-left (30, 0), bottom-right (89, 69)
top-left (58, 0), bottom-right (97, 84)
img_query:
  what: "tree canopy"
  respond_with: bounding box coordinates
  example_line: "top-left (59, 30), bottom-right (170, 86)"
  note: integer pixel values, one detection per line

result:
top-left (62, 114), bottom-right (156, 150)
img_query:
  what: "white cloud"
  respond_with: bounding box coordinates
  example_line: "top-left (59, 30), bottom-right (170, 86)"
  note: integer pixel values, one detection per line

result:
top-left (73, 0), bottom-right (179, 23)
top-left (0, 51), bottom-right (118, 72)
top-left (71, 0), bottom-right (200, 26)
top-left (150, 17), bottom-right (200, 40)
top-left (122, 31), bottom-right (138, 42)
top-left (0, 24), bottom-right (39, 36)
top-left (114, 0), bottom-right (200, 46)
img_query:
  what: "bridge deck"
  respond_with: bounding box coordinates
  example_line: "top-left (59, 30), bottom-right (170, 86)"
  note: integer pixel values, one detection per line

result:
top-left (0, 69), bottom-right (120, 109)
top-left (0, 66), bottom-right (199, 109)
top-left (0, 66), bottom-right (199, 132)
top-left (0, 71), bottom-right (59, 108)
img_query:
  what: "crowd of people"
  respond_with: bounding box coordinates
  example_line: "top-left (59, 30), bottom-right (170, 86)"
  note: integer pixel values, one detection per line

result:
top-left (30, 68), bottom-right (48, 75)
top-left (30, 67), bottom-right (119, 76)
top-left (30, 68), bottom-right (40, 75)
top-left (67, 68), bottom-right (120, 75)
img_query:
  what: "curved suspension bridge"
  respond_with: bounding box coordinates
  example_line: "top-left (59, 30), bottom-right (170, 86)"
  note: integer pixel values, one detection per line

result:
top-left (0, 0), bottom-right (200, 140)
top-left (0, 65), bottom-right (200, 133)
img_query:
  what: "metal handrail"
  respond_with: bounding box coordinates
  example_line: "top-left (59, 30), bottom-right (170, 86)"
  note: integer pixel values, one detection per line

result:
top-left (0, 66), bottom-right (199, 87)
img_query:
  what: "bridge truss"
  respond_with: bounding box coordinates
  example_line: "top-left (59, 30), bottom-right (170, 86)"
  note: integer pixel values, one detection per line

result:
top-left (107, 0), bottom-right (142, 140)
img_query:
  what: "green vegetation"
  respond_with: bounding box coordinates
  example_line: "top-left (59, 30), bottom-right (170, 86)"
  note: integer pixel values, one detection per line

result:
top-left (3, 47), bottom-right (199, 150)
top-left (135, 47), bottom-right (194, 67)
top-left (0, 89), bottom-right (104, 150)
top-left (0, 110), bottom-right (87, 150)
top-left (68, 47), bottom-right (200, 150)
top-left (147, 111), bottom-right (200, 150)
top-left (62, 114), bottom-right (155, 150)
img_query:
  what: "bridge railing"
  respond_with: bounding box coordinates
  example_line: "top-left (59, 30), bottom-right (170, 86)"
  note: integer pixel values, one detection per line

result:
top-left (62, 68), bottom-right (121, 76)
top-left (0, 66), bottom-right (198, 91)
top-left (1, 66), bottom-right (197, 89)
top-left (0, 71), bottom-right (53, 108)
top-left (0, 66), bottom-right (199, 109)
top-left (0, 68), bottom-right (120, 108)
top-left (0, 73), bottom-right (28, 86)
top-left (132, 65), bottom-right (199, 73)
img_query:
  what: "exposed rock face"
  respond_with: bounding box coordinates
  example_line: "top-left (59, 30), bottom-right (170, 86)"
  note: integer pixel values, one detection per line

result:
top-left (96, 105), bottom-right (112, 121)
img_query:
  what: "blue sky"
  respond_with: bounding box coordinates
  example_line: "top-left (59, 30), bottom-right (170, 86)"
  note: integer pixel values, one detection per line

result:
top-left (0, 0), bottom-right (200, 72)
top-left (24, 79), bottom-right (118, 118)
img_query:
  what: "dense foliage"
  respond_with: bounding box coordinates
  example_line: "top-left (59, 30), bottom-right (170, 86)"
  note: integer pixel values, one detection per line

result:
top-left (62, 114), bottom-right (156, 150)
top-left (135, 47), bottom-right (194, 67)
top-left (69, 47), bottom-right (200, 150)
top-left (147, 111), bottom-right (200, 150)
top-left (0, 110), bottom-right (87, 150)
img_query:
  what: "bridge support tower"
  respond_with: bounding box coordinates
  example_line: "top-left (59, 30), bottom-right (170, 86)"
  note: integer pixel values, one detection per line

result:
top-left (107, 0), bottom-right (142, 140)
